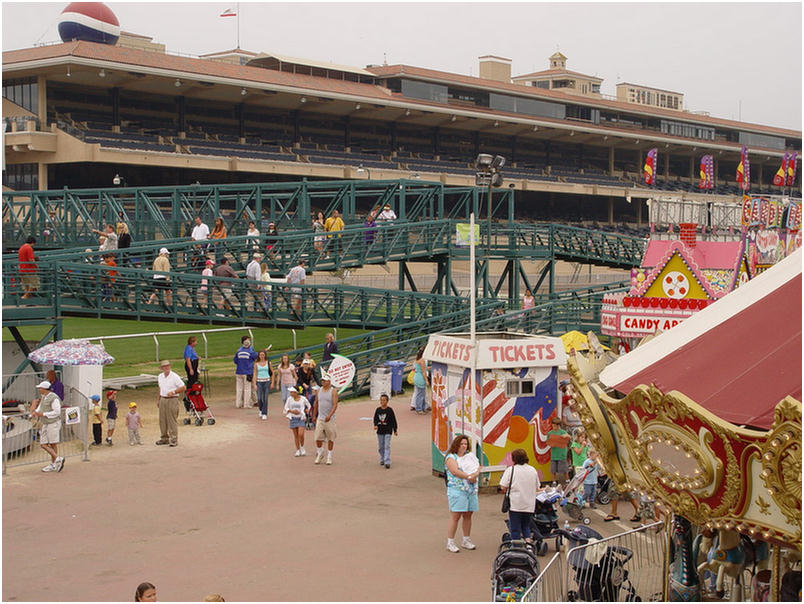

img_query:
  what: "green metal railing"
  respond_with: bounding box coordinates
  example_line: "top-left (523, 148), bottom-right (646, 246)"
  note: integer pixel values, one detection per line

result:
top-left (2, 179), bottom-right (514, 249)
top-left (2, 261), bottom-right (470, 329)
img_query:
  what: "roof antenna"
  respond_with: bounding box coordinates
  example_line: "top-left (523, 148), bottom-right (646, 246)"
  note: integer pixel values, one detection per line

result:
top-left (383, 52), bottom-right (388, 66)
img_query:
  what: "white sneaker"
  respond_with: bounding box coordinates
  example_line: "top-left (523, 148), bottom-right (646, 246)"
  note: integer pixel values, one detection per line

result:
top-left (300, 447), bottom-right (306, 456)
top-left (42, 463), bottom-right (56, 472)
top-left (261, 415), bottom-right (267, 420)
top-left (294, 449), bottom-right (301, 457)
top-left (326, 456), bottom-right (333, 465)
top-left (461, 537), bottom-right (476, 550)
top-left (446, 539), bottom-right (460, 553)
top-left (314, 452), bottom-right (323, 464)
top-left (55, 457), bottom-right (64, 472)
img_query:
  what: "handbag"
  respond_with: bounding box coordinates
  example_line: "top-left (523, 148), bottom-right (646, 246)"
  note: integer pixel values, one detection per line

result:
top-left (407, 369), bottom-right (415, 385)
top-left (501, 466), bottom-right (515, 513)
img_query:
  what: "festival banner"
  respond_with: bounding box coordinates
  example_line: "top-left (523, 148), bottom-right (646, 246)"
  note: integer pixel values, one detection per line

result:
top-left (698, 155), bottom-right (714, 190)
top-left (786, 151), bottom-right (798, 187)
top-left (786, 202), bottom-right (802, 231)
top-left (736, 146), bottom-right (750, 191)
top-left (643, 148), bottom-right (657, 185)
top-left (773, 153), bottom-right (788, 187)
top-left (741, 195), bottom-right (753, 226)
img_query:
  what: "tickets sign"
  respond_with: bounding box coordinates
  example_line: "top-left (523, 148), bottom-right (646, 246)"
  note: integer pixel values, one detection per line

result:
top-left (424, 334), bottom-right (566, 369)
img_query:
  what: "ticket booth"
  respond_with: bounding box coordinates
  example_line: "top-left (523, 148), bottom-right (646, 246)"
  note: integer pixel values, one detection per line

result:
top-left (424, 332), bottom-right (567, 486)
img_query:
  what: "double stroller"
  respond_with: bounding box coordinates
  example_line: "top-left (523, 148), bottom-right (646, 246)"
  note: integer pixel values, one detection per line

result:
top-left (491, 539), bottom-right (541, 601)
top-left (561, 525), bottom-right (640, 602)
top-left (182, 382), bottom-right (216, 426)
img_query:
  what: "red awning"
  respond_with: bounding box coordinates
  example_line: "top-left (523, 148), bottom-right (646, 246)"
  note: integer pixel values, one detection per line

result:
top-left (600, 249), bottom-right (802, 429)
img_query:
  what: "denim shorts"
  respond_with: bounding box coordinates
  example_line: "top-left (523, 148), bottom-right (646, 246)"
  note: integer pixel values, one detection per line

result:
top-left (288, 416), bottom-right (305, 429)
top-left (447, 487), bottom-right (478, 512)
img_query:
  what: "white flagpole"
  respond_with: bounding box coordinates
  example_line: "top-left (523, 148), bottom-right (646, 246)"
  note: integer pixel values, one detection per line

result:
top-left (469, 212), bottom-right (478, 456)
top-left (236, 3), bottom-right (240, 49)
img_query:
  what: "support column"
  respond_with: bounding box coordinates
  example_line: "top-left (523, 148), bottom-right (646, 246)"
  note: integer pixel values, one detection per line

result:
top-left (608, 146), bottom-right (615, 174)
top-left (689, 155), bottom-right (695, 185)
top-left (664, 151), bottom-right (670, 179)
top-left (757, 162), bottom-right (764, 188)
top-left (608, 196), bottom-right (614, 225)
top-left (36, 75), bottom-right (47, 126)
top-left (37, 163), bottom-right (48, 191)
top-left (636, 199), bottom-right (643, 225)
top-left (432, 127), bottom-right (440, 156)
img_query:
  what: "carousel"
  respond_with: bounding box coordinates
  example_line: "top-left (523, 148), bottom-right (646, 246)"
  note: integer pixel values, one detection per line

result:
top-left (569, 248), bottom-right (802, 601)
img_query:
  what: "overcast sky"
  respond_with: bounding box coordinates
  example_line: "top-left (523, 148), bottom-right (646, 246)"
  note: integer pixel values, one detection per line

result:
top-left (3, 2), bottom-right (802, 131)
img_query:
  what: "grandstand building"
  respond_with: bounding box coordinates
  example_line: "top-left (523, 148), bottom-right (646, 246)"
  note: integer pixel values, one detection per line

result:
top-left (3, 35), bottom-right (801, 224)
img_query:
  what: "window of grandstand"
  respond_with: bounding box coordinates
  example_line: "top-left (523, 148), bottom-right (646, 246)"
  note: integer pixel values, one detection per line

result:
top-left (399, 80), bottom-right (448, 103)
top-left (489, 94), bottom-right (565, 120)
top-left (532, 81), bottom-right (549, 89)
top-left (566, 105), bottom-right (601, 124)
top-left (3, 162), bottom-right (38, 190)
top-left (738, 131), bottom-right (786, 151)
top-left (3, 77), bottom-right (38, 115)
top-left (552, 79), bottom-right (574, 89)
top-left (660, 120), bottom-right (715, 141)
top-left (447, 87), bottom-right (489, 107)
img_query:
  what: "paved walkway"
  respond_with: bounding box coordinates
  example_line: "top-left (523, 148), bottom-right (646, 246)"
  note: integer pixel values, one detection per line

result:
top-left (2, 387), bottom-right (640, 601)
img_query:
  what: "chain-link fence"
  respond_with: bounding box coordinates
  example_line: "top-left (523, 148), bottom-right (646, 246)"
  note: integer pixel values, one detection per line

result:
top-left (3, 381), bottom-right (89, 474)
top-left (521, 521), bottom-right (667, 602)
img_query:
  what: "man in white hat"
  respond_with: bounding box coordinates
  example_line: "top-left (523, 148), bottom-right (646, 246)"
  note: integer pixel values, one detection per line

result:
top-left (245, 251), bottom-right (262, 311)
top-left (148, 248), bottom-right (172, 306)
top-left (31, 380), bottom-right (64, 472)
top-left (156, 359), bottom-right (185, 447)
top-left (312, 373), bottom-right (338, 465)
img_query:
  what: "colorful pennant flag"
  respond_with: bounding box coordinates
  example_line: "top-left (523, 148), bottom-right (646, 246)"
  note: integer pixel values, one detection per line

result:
top-left (786, 151), bottom-right (798, 187)
top-left (698, 155), bottom-right (714, 190)
top-left (736, 146), bottom-right (750, 191)
top-left (773, 152), bottom-right (788, 187)
top-left (643, 148), bottom-right (657, 185)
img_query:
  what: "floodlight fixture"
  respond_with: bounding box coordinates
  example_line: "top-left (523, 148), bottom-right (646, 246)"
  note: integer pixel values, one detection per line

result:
top-left (475, 153), bottom-right (493, 169)
top-left (240, 88), bottom-right (247, 96)
top-left (98, 69), bottom-right (106, 78)
top-left (492, 155), bottom-right (505, 170)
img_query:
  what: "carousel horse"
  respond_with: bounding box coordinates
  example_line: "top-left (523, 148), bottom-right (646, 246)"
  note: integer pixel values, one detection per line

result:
top-left (692, 528), bottom-right (717, 593)
top-left (669, 515), bottom-right (701, 602)
top-left (695, 528), bottom-right (747, 600)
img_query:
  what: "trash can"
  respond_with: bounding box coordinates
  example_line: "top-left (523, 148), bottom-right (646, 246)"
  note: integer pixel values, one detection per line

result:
top-left (385, 360), bottom-right (406, 394)
top-left (370, 366), bottom-right (392, 401)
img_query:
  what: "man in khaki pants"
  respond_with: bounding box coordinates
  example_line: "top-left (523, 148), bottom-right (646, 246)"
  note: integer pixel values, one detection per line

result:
top-left (156, 359), bottom-right (185, 447)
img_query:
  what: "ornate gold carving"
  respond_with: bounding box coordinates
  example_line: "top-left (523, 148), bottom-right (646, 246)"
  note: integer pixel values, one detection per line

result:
top-left (567, 357), bottom-right (803, 549)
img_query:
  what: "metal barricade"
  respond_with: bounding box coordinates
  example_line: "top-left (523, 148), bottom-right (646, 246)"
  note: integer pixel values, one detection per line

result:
top-left (520, 521), bottom-right (667, 602)
top-left (522, 552), bottom-right (565, 602)
top-left (3, 385), bottom-right (90, 474)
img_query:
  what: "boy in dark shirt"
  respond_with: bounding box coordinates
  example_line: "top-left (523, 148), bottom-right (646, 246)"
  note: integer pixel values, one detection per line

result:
top-left (105, 389), bottom-right (119, 446)
top-left (373, 394), bottom-right (398, 469)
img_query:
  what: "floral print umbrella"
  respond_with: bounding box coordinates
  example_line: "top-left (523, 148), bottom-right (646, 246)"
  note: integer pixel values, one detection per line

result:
top-left (28, 339), bottom-right (114, 366)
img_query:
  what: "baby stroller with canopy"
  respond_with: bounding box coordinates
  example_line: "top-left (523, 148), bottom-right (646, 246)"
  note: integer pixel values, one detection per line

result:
top-left (560, 466), bottom-right (592, 526)
top-left (561, 525), bottom-right (639, 602)
top-left (182, 382), bottom-right (216, 426)
top-left (530, 490), bottom-right (564, 556)
top-left (491, 539), bottom-right (541, 601)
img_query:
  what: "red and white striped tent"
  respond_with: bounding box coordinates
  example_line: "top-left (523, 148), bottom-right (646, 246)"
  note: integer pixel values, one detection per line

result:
top-left (599, 249), bottom-right (802, 430)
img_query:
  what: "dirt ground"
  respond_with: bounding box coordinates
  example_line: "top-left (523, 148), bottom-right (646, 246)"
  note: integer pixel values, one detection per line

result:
top-left (2, 384), bottom-right (639, 602)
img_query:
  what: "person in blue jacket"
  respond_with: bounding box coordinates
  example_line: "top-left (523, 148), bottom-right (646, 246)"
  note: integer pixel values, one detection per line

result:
top-left (233, 335), bottom-right (257, 409)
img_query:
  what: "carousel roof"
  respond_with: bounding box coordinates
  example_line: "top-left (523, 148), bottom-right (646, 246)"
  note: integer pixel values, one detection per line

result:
top-left (600, 248), bottom-right (802, 430)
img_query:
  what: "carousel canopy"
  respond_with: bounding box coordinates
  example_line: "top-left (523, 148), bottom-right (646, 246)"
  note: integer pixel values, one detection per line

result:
top-left (599, 248), bottom-right (802, 430)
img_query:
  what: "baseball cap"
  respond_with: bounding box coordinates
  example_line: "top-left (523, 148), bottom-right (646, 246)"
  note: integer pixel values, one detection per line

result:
top-left (321, 374), bottom-right (331, 382)
top-left (302, 359), bottom-right (311, 365)
top-left (106, 389), bottom-right (118, 397)
top-left (253, 251), bottom-right (262, 257)
top-left (159, 247), bottom-right (170, 255)
top-left (129, 402), bottom-right (137, 408)
top-left (89, 394), bottom-right (100, 401)
top-left (159, 359), bottom-right (171, 366)
top-left (36, 380), bottom-right (51, 390)
top-left (205, 259), bottom-right (214, 266)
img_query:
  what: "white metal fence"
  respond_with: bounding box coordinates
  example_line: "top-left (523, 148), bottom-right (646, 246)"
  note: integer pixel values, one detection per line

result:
top-left (3, 382), bottom-right (90, 474)
top-left (521, 521), bottom-right (667, 602)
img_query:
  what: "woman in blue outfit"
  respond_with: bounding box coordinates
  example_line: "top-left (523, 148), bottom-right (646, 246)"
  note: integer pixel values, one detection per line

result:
top-left (184, 336), bottom-right (200, 386)
top-left (252, 349), bottom-right (273, 420)
top-left (412, 347), bottom-right (429, 414)
top-left (444, 434), bottom-right (480, 553)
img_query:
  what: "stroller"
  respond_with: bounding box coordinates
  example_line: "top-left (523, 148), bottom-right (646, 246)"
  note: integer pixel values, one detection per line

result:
top-left (561, 525), bottom-right (639, 602)
top-left (182, 382), bottom-right (216, 426)
top-left (529, 491), bottom-right (563, 556)
top-left (596, 473), bottom-right (614, 505)
top-left (491, 539), bottom-right (541, 601)
top-left (560, 467), bottom-right (592, 526)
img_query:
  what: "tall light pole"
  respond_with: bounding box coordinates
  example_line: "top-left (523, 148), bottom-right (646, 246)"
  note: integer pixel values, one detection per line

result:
top-left (475, 153), bottom-right (505, 253)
